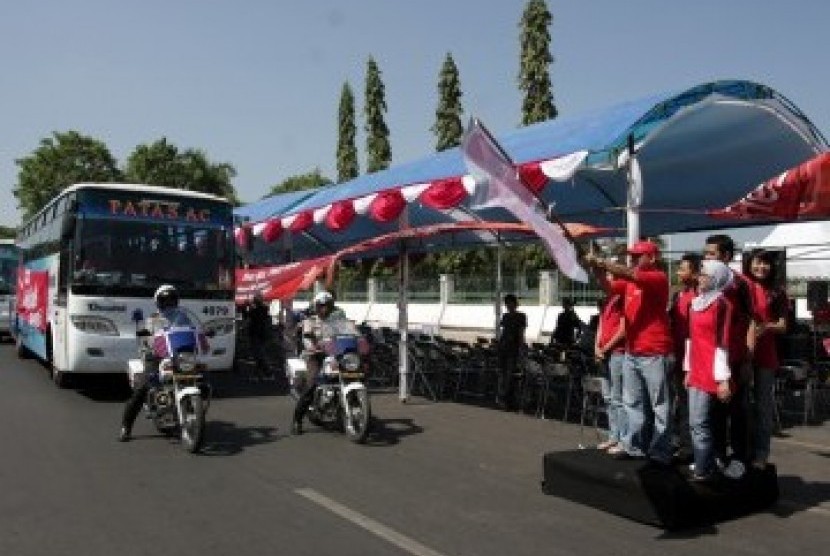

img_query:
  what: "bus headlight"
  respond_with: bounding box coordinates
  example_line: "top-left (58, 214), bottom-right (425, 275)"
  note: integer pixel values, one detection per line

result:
top-left (70, 315), bottom-right (119, 336)
top-left (340, 353), bottom-right (361, 372)
top-left (203, 318), bottom-right (235, 336)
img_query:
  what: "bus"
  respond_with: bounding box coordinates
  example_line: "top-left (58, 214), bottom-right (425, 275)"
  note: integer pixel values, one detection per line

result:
top-left (14, 183), bottom-right (236, 386)
top-left (0, 239), bottom-right (19, 338)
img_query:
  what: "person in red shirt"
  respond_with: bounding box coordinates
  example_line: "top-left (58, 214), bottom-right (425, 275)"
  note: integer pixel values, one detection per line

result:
top-left (743, 248), bottom-right (788, 469)
top-left (684, 259), bottom-right (734, 481)
top-left (703, 234), bottom-right (755, 467)
top-left (594, 284), bottom-right (626, 452)
top-left (668, 252), bottom-right (701, 460)
top-left (584, 240), bottom-right (674, 463)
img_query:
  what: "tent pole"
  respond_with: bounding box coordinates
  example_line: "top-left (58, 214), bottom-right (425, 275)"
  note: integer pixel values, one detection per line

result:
top-left (398, 207), bottom-right (410, 402)
top-left (495, 234), bottom-right (503, 338)
top-left (626, 136), bottom-right (641, 247)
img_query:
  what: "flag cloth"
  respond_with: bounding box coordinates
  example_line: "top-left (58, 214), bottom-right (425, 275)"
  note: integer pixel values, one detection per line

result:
top-left (709, 152), bottom-right (830, 221)
top-left (462, 119), bottom-right (589, 283)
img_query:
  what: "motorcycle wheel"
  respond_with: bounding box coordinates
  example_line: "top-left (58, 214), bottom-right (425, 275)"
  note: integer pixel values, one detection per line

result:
top-left (179, 395), bottom-right (205, 454)
top-left (342, 389), bottom-right (371, 444)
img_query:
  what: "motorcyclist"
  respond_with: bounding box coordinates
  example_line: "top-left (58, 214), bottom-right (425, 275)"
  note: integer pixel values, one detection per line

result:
top-left (291, 290), bottom-right (346, 435)
top-left (119, 284), bottom-right (193, 442)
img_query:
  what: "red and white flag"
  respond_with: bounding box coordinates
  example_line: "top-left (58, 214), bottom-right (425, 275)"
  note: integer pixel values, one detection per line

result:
top-left (462, 118), bottom-right (588, 283)
top-left (709, 152), bottom-right (830, 221)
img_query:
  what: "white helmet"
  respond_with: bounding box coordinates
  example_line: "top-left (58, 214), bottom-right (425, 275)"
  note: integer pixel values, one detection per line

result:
top-left (313, 290), bottom-right (333, 305)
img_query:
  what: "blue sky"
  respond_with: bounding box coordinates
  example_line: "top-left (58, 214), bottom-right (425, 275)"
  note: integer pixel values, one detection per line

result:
top-left (2, 0), bottom-right (829, 228)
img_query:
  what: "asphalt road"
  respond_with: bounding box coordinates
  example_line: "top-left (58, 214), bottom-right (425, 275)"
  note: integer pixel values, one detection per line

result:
top-left (1, 343), bottom-right (829, 556)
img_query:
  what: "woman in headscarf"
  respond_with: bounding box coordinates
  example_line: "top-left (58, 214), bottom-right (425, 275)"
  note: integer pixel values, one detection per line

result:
top-left (684, 259), bottom-right (734, 481)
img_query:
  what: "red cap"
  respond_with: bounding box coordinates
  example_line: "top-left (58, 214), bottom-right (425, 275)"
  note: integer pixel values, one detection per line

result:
top-left (627, 240), bottom-right (659, 256)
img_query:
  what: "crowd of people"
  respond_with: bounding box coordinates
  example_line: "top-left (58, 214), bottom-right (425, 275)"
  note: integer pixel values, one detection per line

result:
top-left (497, 234), bottom-right (789, 481)
top-left (586, 234), bottom-right (787, 480)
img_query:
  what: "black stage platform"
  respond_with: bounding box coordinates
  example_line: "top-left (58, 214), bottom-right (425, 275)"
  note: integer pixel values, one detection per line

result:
top-left (541, 449), bottom-right (778, 529)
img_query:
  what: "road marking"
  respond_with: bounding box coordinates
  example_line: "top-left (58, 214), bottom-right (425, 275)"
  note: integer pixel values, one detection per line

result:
top-left (774, 436), bottom-right (830, 452)
top-left (295, 488), bottom-right (450, 556)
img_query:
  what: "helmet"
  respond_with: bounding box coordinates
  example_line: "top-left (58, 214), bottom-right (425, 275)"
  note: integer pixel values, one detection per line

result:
top-left (154, 284), bottom-right (179, 311)
top-left (313, 290), bottom-right (334, 306)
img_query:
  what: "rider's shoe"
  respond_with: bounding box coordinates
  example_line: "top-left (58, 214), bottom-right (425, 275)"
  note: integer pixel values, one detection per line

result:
top-left (291, 421), bottom-right (303, 435)
top-left (119, 426), bottom-right (132, 442)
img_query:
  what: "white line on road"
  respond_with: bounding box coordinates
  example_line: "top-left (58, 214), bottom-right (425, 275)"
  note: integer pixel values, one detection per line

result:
top-left (295, 488), bottom-right (450, 556)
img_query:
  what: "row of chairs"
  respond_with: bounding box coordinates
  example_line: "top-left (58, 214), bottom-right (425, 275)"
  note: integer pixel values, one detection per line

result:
top-left (365, 329), bottom-right (601, 425)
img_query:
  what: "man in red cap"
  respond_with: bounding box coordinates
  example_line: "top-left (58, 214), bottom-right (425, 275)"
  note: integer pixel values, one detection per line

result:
top-left (584, 240), bottom-right (674, 464)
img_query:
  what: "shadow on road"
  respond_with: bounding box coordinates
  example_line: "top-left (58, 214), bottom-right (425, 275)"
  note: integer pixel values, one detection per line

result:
top-left (772, 474), bottom-right (830, 517)
top-left (362, 417), bottom-right (424, 447)
top-left (199, 419), bottom-right (281, 456)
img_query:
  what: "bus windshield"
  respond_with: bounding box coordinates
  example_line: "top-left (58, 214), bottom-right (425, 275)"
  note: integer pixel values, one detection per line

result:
top-left (0, 244), bottom-right (17, 296)
top-left (72, 218), bottom-right (234, 299)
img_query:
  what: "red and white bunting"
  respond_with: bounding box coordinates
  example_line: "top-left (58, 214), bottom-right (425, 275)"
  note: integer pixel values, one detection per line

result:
top-left (238, 151), bottom-right (588, 239)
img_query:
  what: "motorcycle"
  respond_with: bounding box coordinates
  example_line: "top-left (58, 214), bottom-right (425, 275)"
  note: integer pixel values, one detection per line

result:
top-left (286, 318), bottom-right (372, 443)
top-left (127, 309), bottom-right (212, 453)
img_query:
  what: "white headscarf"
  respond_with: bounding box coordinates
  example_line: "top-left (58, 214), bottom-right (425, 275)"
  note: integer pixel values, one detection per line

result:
top-left (691, 259), bottom-right (732, 311)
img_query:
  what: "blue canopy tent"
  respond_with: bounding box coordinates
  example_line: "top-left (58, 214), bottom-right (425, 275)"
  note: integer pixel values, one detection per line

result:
top-left (237, 80), bottom-right (826, 258)
top-left (235, 79), bottom-right (827, 400)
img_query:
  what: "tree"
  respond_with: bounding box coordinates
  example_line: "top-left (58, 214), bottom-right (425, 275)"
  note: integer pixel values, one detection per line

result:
top-left (364, 56), bottom-right (392, 173)
top-left (266, 169), bottom-right (332, 197)
top-left (0, 225), bottom-right (16, 239)
top-left (124, 138), bottom-right (239, 204)
top-left (14, 131), bottom-right (122, 219)
top-left (518, 0), bottom-right (557, 125)
top-left (431, 53), bottom-right (465, 152)
top-left (336, 82), bottom-right (359, 182)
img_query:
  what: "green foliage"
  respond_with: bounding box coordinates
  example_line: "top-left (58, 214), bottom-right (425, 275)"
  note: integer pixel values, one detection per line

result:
top-left (364, 56), bottom-right (392, 173)
top-left (124, 138), bottom-right (239, 204)
top-left (518, 0), bottom-right (557, 125)
top-left (431, 53), bottom-right (465, 152)
top-left (267, 169), bottom-right (332, 197)
top-left (0, 225), bottom-right (17, 239)
top-left (14, 131), bottom-right (123, 220)
top-left (337, 82), bottom-right (359, 182)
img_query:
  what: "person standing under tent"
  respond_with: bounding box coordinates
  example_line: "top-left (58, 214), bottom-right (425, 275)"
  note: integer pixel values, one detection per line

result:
top-left (684, 259), bottom-right (735, 481)
top-left (703, 234), bottom-right (755, 473)
top-left (594, 285), bottom-right (627, 453)
top-left (743, 248), bottom-right (788, 470)
top-left (247, 292), bottom-right (274, 382)
top-left (496, 294), bottom-right (527, 410)
top-left (583, 240), bottom-right (674, 464)
top-left (668, 252), bottom-right (702, 461)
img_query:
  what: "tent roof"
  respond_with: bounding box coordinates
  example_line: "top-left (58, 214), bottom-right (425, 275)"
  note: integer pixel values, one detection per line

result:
top-left (236, 79), bottom-right (827, 261)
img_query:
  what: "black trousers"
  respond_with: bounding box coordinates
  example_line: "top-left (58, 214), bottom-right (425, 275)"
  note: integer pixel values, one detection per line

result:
top-left (122, 383), bottom-right (149, 430)
top-left (293, 383), bottom-right (316, 424)
top-left (498, 351), bottom-right (519, 406)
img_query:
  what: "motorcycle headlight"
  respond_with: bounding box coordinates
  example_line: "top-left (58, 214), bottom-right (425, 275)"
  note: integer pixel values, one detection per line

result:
top-left (340, 353), bottom-right (361, 372)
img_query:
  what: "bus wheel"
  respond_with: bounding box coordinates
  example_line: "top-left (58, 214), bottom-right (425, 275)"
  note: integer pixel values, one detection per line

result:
top-left (46, 331), bottom-right (68, 388)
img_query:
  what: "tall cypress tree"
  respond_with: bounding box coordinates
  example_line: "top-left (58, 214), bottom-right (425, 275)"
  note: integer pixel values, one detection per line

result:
top-left (431, 53), bottom-right (464, 152)
top-left (364, 56), bottom-right (392, 173)
top-left (518, 0), bottom-right (557, 125)
top-left (336, 82), bottom-right (359, 182)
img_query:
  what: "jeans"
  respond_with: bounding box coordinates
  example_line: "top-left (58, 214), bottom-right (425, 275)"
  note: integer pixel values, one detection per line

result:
top-left (600, 353), bottom-right (625, 443)
top-left (688, 386), bottom-right (717, 477)
top-left (621, 354), bottom-right (673, 462)
top-left (753, 367), bottom-right (776, 462)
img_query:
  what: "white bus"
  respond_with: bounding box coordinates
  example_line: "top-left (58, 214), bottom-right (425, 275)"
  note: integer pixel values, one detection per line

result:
top-left (14, 183), bottom-right (236, 386)
top-left (0, 239), bottom-right (18, 338)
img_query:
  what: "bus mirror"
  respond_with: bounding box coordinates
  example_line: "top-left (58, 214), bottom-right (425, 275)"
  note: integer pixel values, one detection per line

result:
top-left (61, 214), bottom-right (76, 240)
